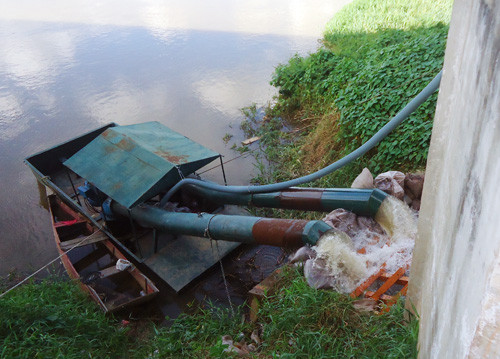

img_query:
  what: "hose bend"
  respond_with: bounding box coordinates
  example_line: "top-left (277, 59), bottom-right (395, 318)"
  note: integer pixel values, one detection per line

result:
top-left (160, 71), bottom-right (442, 207)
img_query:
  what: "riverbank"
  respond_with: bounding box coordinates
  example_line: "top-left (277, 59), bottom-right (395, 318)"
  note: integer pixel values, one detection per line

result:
top-left (1, 0), bottom-right (452, 357)
top-left (238, 0), bottom-right (452, 192)
top-left (1, 268), bottom-right (418, 358)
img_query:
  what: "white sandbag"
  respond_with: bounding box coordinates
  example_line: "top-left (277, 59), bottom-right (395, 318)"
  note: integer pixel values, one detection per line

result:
top-left (351, 168), bottom-right (374, 189)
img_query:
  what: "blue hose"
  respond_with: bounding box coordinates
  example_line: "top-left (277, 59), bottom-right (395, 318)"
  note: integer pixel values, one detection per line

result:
top-left (160, 71), bottom-right (442, 207)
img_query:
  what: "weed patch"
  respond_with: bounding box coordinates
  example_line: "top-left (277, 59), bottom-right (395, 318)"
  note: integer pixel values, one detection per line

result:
top-left (258, 268), bottom-right (418, 358)
top-left (241, 0), bottom-right (453, 189)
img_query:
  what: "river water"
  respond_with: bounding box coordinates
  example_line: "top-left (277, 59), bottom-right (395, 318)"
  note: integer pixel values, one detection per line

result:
top-left (0, 0), bottom-right (351, 276)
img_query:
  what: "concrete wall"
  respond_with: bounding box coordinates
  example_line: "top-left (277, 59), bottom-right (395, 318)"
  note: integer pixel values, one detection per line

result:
top-left (407, 0), bottom-right (500, 358)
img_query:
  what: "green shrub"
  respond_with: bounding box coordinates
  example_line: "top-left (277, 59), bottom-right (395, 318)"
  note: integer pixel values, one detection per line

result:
top-left (255, 0), bottom-right (453, 186)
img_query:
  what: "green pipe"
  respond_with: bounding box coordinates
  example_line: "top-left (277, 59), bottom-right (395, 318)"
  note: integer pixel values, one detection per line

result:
top-left (160, 71), bottom-right (442, 207)
top-left (111, 201), bottom-right (332, 246)
top-left (185, 185), bottom-right (388, 217)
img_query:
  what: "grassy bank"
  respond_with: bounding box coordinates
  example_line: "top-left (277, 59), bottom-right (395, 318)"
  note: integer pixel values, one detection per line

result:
top-left (146, 267), bottom-right (418, 358)
top-left (0, 277), bottom-right (140, 358)
top-left (240, 0), bottom-right (453, 189)
top-left (1, 269), bottom-right (418, 358)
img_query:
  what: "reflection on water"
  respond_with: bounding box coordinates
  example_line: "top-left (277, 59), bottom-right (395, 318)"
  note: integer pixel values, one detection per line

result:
top-left (1, 0), bottom-right (348, 37)
top-left (0, 0), bottom-right (351, 275)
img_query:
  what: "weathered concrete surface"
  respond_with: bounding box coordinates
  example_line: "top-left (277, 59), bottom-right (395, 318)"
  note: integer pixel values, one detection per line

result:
top-left (407, 0), bottom-right (500, 358)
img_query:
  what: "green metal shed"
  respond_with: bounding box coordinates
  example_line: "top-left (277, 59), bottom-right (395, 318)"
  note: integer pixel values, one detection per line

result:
top-left (63, 121), bottom-right (220, 208)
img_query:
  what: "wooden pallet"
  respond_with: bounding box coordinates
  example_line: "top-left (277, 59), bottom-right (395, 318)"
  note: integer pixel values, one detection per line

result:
top-left (350, 265), bottom-right (408, 312)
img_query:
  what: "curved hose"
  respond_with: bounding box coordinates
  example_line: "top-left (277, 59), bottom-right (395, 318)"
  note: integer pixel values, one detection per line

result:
top-left (160, 71), bottom-right (442, 207)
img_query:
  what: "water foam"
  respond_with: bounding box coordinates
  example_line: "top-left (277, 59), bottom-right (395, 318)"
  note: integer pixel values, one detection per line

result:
top-left (313, 231), bottom-right (368, 292)
top-left (312, 196), bottom-right (417, 293)
top-left (373, 196), bottom-right (418, 274)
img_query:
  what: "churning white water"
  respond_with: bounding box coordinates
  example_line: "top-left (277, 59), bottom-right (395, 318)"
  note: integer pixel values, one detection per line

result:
top-left (373, 196), bottom-right (418, 273)
top-left (314, 231), bottom-right (368, 292)
top-left (311, 196), bottom-right (417, 293)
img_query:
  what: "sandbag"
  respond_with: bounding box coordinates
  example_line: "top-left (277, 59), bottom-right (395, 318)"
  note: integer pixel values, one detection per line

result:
top-left (289, 246), bottom-right (316, 264)
top-left (351, 168), bottom-right (374, 189)
top-left (404, 173), bottom-right (425, 200)
top-left (357, 216), bottom-right (385, 235)
top-left (374, 171), bottom-right (405, 200)
top-left (322, 208), bottom-right (360, 238)
top-left (304, 258), bottom-right (338, 289)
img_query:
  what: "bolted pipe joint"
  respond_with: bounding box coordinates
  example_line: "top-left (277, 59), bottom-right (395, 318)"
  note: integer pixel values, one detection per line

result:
top-left (110, 201), bottom-right (334, 248)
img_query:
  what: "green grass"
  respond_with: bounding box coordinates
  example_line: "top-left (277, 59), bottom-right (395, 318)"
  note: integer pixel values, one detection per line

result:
top-left (325, 0), bottom-right (453, 56)
top-left (236, 0), bottom-right (453, 190)
top-left (145, 267), bottom-right (418, 358)
top-left (258, 268), bottom-right (418, 358)
top-left (0, 270), bottom-right (418, 358)
top-left (144, 304), bottom-right (252, 358)
top-left (0, 277), bottom-right (138, 359)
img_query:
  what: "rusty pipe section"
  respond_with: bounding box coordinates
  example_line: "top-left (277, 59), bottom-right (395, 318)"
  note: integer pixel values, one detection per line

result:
top-left (110, 201), bottom-right (333, 246)
top-left (184, 185), bottom-right (388, 217)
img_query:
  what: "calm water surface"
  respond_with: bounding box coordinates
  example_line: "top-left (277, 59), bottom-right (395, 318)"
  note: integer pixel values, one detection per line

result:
top-left (0, 0), bottom-right (351, 275)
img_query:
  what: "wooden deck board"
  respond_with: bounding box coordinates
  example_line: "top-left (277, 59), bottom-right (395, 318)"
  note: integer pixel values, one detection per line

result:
top-left (60, 232), bottom-right (108, 251)
top-left (99, 265), bottom-right (122, 279)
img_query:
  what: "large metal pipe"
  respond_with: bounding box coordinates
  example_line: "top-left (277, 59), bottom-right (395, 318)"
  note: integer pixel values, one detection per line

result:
top-left (185, 185), bottom-right (388, 217)
top-left (159, 71), bottom-right (442, 206)
top-left (111, 201), bottom-right (333, 246)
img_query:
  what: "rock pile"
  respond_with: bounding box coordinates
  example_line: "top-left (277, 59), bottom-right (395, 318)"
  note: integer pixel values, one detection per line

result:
top-left (352, 168), bottom-right (424, 211)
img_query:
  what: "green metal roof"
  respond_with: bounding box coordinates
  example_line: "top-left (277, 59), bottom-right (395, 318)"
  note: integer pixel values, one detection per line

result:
top-left (63, 122), bottom-right (220, 208)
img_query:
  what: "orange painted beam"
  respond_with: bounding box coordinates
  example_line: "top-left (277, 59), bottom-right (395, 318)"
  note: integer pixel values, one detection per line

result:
top-left (351, 266), bottom-right (385, 298)
top-left (370, 267), bottom-right (406, 301)
top-left (379, 273), bottom-right (409, 286)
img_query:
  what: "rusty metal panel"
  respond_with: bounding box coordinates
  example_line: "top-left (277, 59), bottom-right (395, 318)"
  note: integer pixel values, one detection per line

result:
top-left (63, 122), bottom-right (219, 208)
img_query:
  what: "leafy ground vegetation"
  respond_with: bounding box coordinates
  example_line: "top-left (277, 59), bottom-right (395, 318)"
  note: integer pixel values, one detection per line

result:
top-left (146, 267), bottom-right (418, 358)
top-left (239, 0), bottom-right (453, 189)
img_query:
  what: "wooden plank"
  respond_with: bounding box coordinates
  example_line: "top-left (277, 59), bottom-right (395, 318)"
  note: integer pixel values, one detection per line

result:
top-left (248, 266), bottom-right (288, 322)
top-left (350, 266), bottom-right (385, 298)
top-left (365, 291), bottom-right (393, 303)
top-left (248, 266), bottom-right (286, 297)
top-left (400, 283), bottom-right (408, 296)
top-left (99, 266), bottom-right (122, 279)
top-left (241, 136), bottom-right (261, 146)
top-left (54, 219), bottom-right (86, 228)
top-left (369, 267), bottom-right (406, 301)
top-left (379, 283), bottom-right (410, 314)
top-left (60, 232), bottom-right (108, 251)
top-left (73, 246), bottom-right (107, 272)
top-left (379, 273), bottom-right (409, 286)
